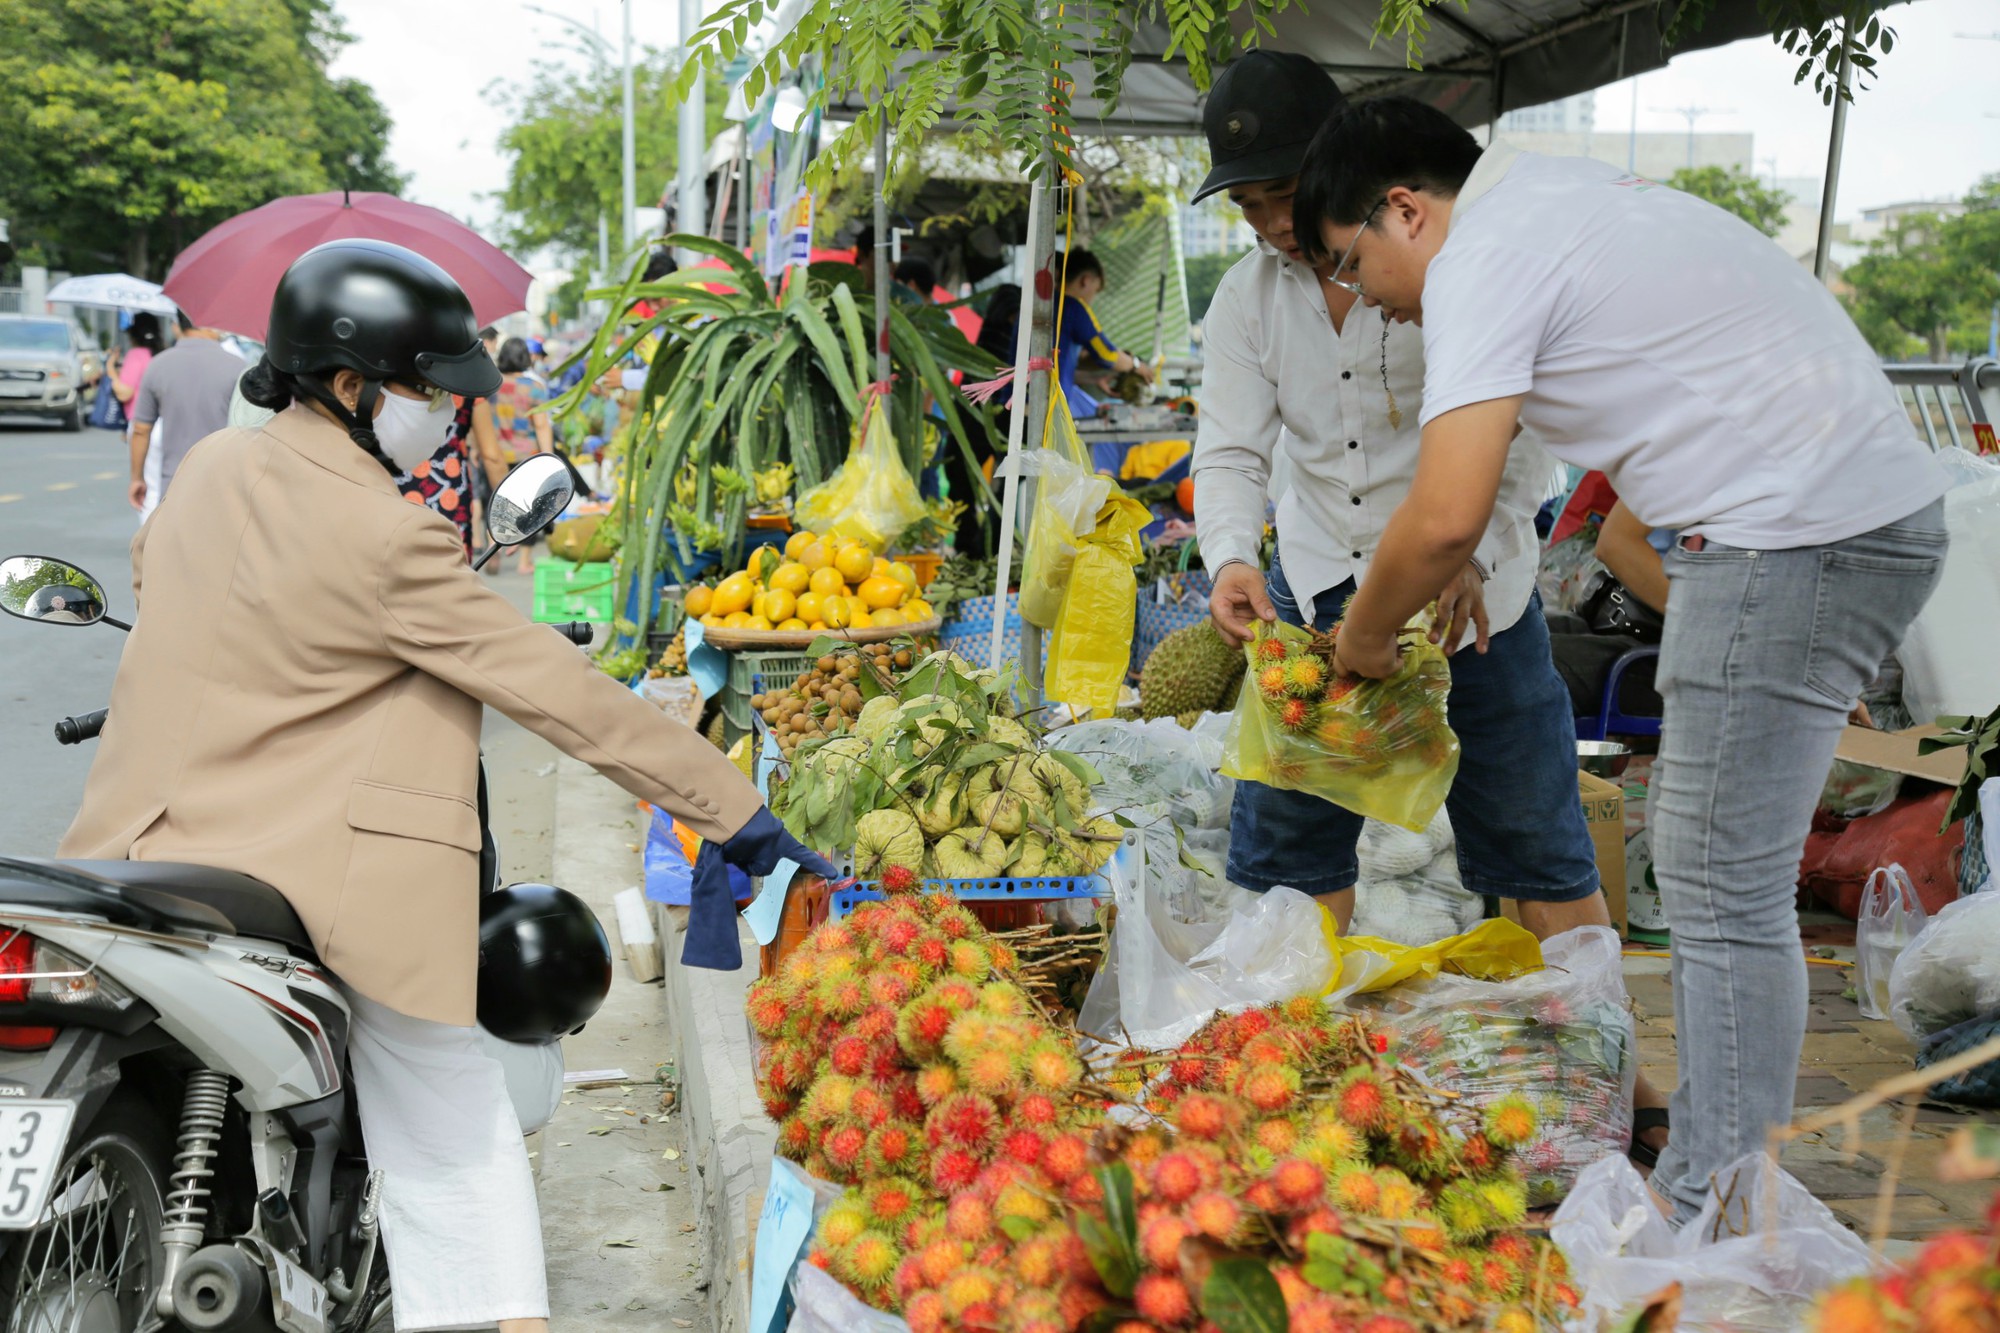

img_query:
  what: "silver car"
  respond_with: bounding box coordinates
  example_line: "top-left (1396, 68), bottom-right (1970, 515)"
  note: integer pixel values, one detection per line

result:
top-left (0, 315), bottom-right (91, 432)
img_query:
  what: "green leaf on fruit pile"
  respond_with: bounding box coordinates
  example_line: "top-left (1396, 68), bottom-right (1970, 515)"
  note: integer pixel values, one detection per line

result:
top-left (1201, 1258), bottom-right (1290, 1333)
top-left (1609, 1283), bottom-right (1684, 1333)
top-left (1077, 1163), bottom-right (1140, 1298)
top-left (998, 1214), bottom-right (1039, 1242)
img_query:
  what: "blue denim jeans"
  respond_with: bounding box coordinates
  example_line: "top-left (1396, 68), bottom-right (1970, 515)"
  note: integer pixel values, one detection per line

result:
top-left (1226, 557), bottom-right (1600, 902)
top-left (1648, 501), bottom-right (1948, 1219)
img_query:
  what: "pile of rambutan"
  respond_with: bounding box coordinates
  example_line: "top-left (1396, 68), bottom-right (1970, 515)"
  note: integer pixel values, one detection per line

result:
top-left (1233, 623), bottom-right (1457, 803)
top-left (1813, 1187), bottom-right (2000, 1333)
top-left (1079, 997), bottom-right (1580, 1331)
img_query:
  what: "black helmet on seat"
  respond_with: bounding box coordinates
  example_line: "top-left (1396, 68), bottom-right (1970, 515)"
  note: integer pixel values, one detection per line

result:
top-left (266, 239), bottom-right (501, 399)
top-left (477, 883), bottom-right (612, 1043)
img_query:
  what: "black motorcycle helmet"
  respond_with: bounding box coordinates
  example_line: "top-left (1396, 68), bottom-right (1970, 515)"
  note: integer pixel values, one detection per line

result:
top-left (256, 238), bottom-right (500, 462)
top-left (477, 883), bottom-right (613, 1043)
top-left (22, 584), bottom-right (103, 623)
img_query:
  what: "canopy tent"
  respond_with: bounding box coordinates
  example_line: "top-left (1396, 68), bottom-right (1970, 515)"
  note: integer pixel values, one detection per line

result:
top-left (788, 0), bottom-right (1885, 136)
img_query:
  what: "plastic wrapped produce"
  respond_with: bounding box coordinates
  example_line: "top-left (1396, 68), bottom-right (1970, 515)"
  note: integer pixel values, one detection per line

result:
top-left (1349, 926), bottom-right (1637, 1205)
top-left (1352, 808), bottom-right (1484, 945)
top-left (1221, 619), bottom-right (1459, 831)
top-left (1855, 863), bottom-right (1927, 1022)
top-left (1888, 890), bottom-right (2000, 1038)
top-left (1552, 1152), bottom-right (1875, 1332)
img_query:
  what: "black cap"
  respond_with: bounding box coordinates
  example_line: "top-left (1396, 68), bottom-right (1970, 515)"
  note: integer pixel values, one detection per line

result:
top-left (1192, 51), bottom-right (1346, 204)
top-left (266, 238), bottom-right (500, 398)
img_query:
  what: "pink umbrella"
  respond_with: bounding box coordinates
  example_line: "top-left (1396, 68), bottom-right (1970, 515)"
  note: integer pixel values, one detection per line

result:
top-left (163, 190), bottom-right (533, 341)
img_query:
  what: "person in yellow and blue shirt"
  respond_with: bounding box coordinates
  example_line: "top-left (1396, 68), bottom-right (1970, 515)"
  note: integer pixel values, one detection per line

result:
top-left (1057, 249), bottom-right (1152, 420)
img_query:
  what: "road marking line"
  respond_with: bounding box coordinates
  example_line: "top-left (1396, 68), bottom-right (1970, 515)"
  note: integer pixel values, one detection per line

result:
top-left (0, 495), bottom-right (20, 504)
top-left (92, 471), bottom-right (119, 481)
top-left (46, 482), bottom-right (77, 492)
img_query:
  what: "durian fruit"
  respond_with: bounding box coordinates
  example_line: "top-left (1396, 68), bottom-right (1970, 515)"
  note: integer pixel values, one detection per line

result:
top-left (932, 832), bottom-right (1008, 880)
top-left (704, 709), bottom-right (728, 750)
top-left (854, 809), bottom-right (926, 879)
top-left (1139, 619), bottom-right (1247, 720)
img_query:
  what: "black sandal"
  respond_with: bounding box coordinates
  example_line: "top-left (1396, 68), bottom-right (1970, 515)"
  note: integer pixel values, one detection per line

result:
top-left (1629, 1106), bottom-right (1671, 1169)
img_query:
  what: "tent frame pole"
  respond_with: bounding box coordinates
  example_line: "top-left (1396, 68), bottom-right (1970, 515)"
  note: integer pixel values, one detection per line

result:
top-left (990, 174), bottom-right (1058, 697)
top-left (874, 118), bottom-right (893, 383)
top-left (1813, 30), bottom-right (1853, 284)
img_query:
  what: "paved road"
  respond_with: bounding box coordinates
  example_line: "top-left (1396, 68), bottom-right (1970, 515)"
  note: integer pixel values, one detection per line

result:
top-left (0, 419), bottom-right (140, 852)
top-left (0, 419), bottom-right (562, 885)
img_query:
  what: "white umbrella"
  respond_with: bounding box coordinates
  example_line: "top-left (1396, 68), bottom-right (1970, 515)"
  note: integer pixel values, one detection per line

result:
top-left (45, 273), bottom-right (179, 317)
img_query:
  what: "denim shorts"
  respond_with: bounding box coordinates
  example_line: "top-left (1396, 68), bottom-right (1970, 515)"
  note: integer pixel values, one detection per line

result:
top-left (1226, 556), bottom-right (1601, 902)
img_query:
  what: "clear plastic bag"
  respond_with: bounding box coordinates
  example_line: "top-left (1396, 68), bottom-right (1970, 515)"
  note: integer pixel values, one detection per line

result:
top-left (1352, 809), bottom-right (1484, 944)
top-left (1856, 863), bottom-right (1927, 1021)
top-left (1045, 494), bottom-right (1150, 713)
top-left (1348, 926), bottom-right (1637, 1205)
top-left (1219, 619), bottom-right (1459, 832)
top-left (793, 399), bottom-right (928, 552)
top-left (1819, 758), bottom-right (1905, 820)
top-left (1077, 838), bottom-right (1332, 1051)
top-left (1551, 1152), bottom-right (1876, 1332)
top-left (1018, 399), bottom-right (1113, 629)
top-left (789, 1262), bottom-right (911, 1333)
top-left (1888, 890), bottom-right (2000, 1038)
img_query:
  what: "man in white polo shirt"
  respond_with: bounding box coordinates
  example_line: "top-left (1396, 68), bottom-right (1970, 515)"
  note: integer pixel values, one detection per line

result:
top-left (1292, 96), bottom-right (1950, 1218)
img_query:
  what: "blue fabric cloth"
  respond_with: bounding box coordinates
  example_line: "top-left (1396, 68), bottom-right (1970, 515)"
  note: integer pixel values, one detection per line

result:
top-left (1226, 553), bottom-right (1601, 902)
top-left (1056, 298), bottom-right (1118, 422)
top-left (680, 808), bottom-right (842, 971)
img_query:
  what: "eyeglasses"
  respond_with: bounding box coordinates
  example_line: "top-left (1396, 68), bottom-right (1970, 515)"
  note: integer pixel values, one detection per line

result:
top-left (1327, 198), bottom-right (1388, 296)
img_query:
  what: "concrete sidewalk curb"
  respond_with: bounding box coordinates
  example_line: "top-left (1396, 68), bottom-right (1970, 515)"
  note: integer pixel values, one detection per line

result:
top-left (657, 899), bottom-right (771, 1333)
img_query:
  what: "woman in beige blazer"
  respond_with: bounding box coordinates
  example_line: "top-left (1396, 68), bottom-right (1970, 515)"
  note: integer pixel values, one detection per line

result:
top-left (60, 240), bottom-right (828, 1332)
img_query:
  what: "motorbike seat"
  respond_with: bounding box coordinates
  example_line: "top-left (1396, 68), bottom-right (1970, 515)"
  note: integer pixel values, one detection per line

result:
top-left (3, 858), bottom-right (318, 961)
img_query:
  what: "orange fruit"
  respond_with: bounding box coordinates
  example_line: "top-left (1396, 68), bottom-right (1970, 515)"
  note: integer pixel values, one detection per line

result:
top-left (887, 562), bottom-right (918, 594)
top-left (699, 613), bottom-right (723, 627)
top-left (808, 566), bottom-right (846, 598)
top-left (1176, 476), bottom-right (1195, 514)
top-left (770, 562), bottom-right (810, 595)
top-left (721, 610), bottom-right (753, 628)
top-left (871, 556), bottom-right (892, 578)
top-left (764, 589), bottom-right (797, 623)
top-left (903, 598), bottom-right (934, 621)
top-left (777, 617), bottom-right (808, 632)
top-left (821, 595), bottom-right (852, 629)
top-left (857, 574), bottom-right (906, 610)
top-left (745, 615), bottom-right (774, 632)
top-left (747, 547), bottom-right (782, 583)
top-left (871, 607), bottom-right (902, 628)
top-left (711, 573), bottom-right (754, 616)
top-left (798, 541), bottom-right (831, 573)
top-left (849, 608), bottom-right (875, 629)
top-left (751, 590), bottom-right (770, 620)
top-left (795, 590), bottom-right (826, 624)
top-left (808, 620), bottom-right (828, 632)
top-left (833, 544), bottom-right (874, 584)
top-left (683, 584), bottom-right (714, 617)
top-left (784, 529), bottom-right (818, 560)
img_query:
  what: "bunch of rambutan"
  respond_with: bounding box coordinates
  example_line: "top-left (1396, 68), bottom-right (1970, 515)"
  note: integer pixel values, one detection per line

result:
top-left (1236, 622), bottom-right (1457, 807)
top-left (1813, 1189), bottom-right (2000, 1333)
top-left (1068, 999), bottom-right (1579, 1331)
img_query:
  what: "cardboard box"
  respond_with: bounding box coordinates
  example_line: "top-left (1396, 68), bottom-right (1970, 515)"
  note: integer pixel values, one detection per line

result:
top-left (1502, 771), bottom-right (1627, 936)
top-left (1832, 724), bottom-right (1964, 787)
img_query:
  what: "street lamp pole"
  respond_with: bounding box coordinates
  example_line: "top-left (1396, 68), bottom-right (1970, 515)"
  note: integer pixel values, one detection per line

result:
top-left (676, 0), bottom-right (706, 250)
top-left (622, 0), bottom-right (637, 257)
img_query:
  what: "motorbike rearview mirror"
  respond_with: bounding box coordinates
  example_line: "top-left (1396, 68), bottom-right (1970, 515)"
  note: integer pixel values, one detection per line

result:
top-left (0, 555), bottom-right (128, 631)
top-left (472, 456), bottom-right (576, 573)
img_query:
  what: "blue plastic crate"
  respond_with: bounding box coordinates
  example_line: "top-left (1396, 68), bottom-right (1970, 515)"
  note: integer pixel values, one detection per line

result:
top-left (829, 875), bottom-right (1104, 919)
top-left (1132, 571), bottom-right (1213, 675)
top-left (937, 592), bottom-right (1047, 671)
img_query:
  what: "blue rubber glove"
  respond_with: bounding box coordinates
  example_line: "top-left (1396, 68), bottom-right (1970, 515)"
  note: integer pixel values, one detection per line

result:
top-left (679, 808), bottom-right (841, 972)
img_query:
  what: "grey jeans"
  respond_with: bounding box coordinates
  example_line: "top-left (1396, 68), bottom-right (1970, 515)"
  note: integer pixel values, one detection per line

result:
top-left (1649, 500), bottom-right (1947, 1219)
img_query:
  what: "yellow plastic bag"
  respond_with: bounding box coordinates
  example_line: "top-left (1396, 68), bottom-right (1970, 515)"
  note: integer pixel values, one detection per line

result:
top-left (1045, 494), bottom-right (1151, 713)
top-left (794, 399), bottom-right (927, 552)
top-left (1018, 398), bottom-right (1112, 629)
top-left (1318, 914), bottom-right (1544, 998)
top-left (1220, 618), bottom-right (1460, 831)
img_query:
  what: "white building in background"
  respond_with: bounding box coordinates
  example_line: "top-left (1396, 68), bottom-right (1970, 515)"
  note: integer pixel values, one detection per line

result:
top-left (1178, 203), bottom-right (1258, 259)
top-left (1499, 92), bottom-right (1596, 136)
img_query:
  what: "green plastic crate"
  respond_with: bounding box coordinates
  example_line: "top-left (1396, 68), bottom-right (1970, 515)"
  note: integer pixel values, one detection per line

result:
top-left (720, 649), bottom-right (818, 746)
top-left (531, 559), bottom-right (616, 623)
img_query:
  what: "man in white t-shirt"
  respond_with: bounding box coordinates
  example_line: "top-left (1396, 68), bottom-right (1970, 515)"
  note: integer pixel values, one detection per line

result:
top-left (1292, 97), bottom-right (1950, 1218)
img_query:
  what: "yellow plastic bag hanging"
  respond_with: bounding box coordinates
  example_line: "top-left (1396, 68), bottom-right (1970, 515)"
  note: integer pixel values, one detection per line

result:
top-left (1220, 618), bottom-right (1461, 831)
top-left (794, 396), bottom-right (927, 552)
top-left (1045, 494), bottom-right (1151, 713)
top-left (1317, 914), bottom-right (1544, 998)
top-left (1018, 397), bottom-right (1112, 629)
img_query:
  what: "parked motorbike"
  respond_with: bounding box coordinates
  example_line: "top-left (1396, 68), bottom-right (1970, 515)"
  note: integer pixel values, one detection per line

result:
top-left (0, 454), bottom-right (597, 1333)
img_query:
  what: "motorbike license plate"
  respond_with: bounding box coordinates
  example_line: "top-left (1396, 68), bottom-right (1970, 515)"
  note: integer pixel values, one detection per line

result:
top-left (0, 1101), bottom-right (76, 1229)
top-left (0, 384), bottom-right (36, 399)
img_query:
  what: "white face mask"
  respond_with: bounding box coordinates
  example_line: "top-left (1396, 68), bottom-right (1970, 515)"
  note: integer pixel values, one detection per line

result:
top-left (373, 388), bottom-right (454, 472)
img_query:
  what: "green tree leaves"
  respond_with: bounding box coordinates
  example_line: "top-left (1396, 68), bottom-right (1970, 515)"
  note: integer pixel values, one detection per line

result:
top-left (1841, 179), bottom-right (2000, 362)
top-left (0, 0), bottom-right (400, 279)
top-left (1666, 166), bottom-right (1792, 239)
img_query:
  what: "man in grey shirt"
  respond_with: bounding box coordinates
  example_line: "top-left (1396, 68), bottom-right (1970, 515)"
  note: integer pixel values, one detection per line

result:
top-left (131, 312), bottom-right (246, 515)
